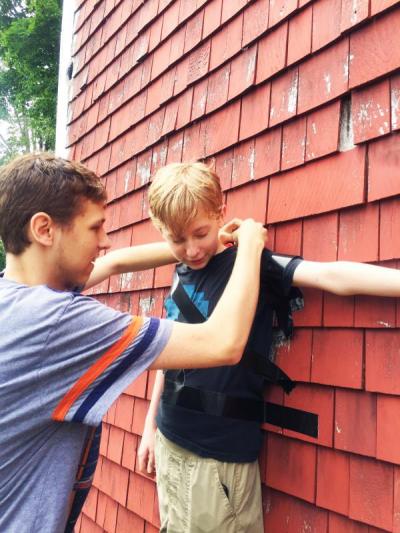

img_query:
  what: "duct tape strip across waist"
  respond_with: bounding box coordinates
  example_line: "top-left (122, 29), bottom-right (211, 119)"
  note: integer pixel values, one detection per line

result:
top-left (163, 379), bottom-right (318, 438)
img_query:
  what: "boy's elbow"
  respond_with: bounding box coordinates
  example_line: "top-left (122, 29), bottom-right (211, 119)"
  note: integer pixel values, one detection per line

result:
top-left (217, 340), bottom-right (245, 365)
top-left (320, 265), bottom-right (355, 296)
top-left (333, 285), bottom-right (355, 296)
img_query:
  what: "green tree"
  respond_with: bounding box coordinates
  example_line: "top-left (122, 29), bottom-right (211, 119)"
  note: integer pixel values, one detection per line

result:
top-left (0, 239), bottom-right (5, 270)
top-left (0, 0), bottom-right (62, 164)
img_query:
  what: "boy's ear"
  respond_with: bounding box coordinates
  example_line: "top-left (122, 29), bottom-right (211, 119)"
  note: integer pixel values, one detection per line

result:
top-left (218, 204), bottom-right (227, 225)
top-left (28, 212), bottom-right (57, 247)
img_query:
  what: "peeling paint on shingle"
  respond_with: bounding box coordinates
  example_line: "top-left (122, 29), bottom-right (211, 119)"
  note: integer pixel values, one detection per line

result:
top-left (391, 86), bottom-right (400, 129)
top-left (120, 272), bottom-right (133, 290)
top-left (198, 92), bottom-right (207, 113)
top-left (137, 161), bottom-right (151, 186)
top-left (139, 296), bottom-right (154, 316)
top-left (160, 144), bottom-right (168, 162)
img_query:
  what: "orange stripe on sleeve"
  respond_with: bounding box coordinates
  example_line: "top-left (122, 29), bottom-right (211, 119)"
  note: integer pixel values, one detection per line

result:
top-left (52, 316), bottom-right (144, 422)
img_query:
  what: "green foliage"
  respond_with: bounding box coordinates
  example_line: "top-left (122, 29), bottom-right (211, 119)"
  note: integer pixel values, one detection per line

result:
top-left (0, 239), bottom-right (5, 270)
top-left (0, 0), bottom-right (62, 164)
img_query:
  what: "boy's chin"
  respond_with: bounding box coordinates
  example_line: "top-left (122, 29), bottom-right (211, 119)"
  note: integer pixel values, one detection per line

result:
top-left (185, 257), bottom-right (210, 269)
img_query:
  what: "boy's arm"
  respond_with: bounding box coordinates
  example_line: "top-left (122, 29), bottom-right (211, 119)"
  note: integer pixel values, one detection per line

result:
top-left (151, 219), bottom-right (266, 369)
top-left (292, 260), bottom-right (400, 296)
top-left (137, 370), bottom-right (165, 475)
top-left (85, 242), bottom-right (177, 290)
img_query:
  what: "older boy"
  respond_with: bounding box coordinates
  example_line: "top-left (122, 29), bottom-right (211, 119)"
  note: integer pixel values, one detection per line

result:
top-left (137, 162), bottom-right (400, 533)
top-left (0, 153), bottom-right (267, 532)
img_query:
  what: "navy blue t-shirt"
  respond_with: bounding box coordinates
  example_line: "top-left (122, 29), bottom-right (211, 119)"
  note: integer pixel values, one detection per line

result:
top-left (157, 247), bottom-right (303, 462)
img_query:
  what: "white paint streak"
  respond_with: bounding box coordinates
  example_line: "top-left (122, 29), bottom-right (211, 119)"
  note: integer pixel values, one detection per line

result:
top-left (287, 72), bottom-right (298, 114)
top-left (377, 321), bottom-right (391, 328)
top-left (358, 101), bottom-right (372, 128)
top-left (249, 146), bottom-right (255, 180)
top-left (247, 52), bottom-right (256, 84)
top-left (335, 423), bottom-right (342, 434)
top-left (344, 54), bottom-right (349, 80)
top-left (324, 73), bottom-right (332, 94)
top-left (124, 170), bottom-right (132, 193)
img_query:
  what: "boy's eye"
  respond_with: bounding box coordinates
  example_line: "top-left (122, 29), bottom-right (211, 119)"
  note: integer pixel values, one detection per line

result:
top-left (195, 233), bottom-right (208, 239)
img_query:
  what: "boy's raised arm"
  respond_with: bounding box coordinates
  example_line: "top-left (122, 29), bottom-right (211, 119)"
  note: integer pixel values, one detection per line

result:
top-left (151, 219), bottom-right (266, 370)
top-left (85, 242), bottom-right (177, 289)
top-left (293, 260), bottom-right (400, 296)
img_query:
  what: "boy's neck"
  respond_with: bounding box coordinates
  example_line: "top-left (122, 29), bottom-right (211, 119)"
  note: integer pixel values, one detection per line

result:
top-left (4, 248), bottom-right (56, 288)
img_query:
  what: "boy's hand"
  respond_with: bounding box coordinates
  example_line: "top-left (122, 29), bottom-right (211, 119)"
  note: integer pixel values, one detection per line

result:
top-left (219, 218), bottom-right (268, 247)
top-left (137, 424), bottom-right (157, 476)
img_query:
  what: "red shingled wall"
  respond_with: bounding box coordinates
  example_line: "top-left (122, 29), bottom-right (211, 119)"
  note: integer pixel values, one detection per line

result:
top-left (65, 0), bottom-right (400, 531)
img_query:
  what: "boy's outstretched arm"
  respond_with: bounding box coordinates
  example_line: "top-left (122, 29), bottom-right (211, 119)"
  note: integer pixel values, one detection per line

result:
top-left (293, 260), bottom-right (400, 296)
top-left (151, 219), bottom-right (266, 369)
top-left (85, 242), bottom-right (177, 289)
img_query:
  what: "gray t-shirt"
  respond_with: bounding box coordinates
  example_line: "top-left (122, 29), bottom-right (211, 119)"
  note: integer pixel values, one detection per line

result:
top-left (0, 277), bottom-right (172, 532)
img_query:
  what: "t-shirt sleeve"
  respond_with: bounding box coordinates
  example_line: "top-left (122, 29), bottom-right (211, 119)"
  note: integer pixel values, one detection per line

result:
top-left (261, 248), bottom-right (304, 338)
top-left (39, 293), bottom-right (172, 427)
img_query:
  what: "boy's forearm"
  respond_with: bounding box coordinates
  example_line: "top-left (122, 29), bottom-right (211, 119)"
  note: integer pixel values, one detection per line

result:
top-left (144, 371), bottom-right (165, 429)
top-left (293, 260), bottom-right (400, 296)
top-left (152, 222), bottom-right (265, 369)
top-left (85, 242), bottom-right (177, 289)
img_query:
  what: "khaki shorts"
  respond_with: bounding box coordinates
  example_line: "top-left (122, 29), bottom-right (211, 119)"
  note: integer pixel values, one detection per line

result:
top-left (155, 430), bottom-right (264, 533)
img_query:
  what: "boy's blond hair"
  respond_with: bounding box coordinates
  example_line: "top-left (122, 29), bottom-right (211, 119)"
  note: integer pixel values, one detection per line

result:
top-left (148, 162), bottom-right (223, 236)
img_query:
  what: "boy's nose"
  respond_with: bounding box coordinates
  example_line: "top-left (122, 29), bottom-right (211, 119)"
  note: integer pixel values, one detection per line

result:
top-left (185, 243), bottom-right (200, 258)
top-left (99, 231), bottom-right (111, 250)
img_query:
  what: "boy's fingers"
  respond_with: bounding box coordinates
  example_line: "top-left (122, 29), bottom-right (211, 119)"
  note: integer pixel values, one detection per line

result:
top-left (147, 454), bottom-right (155, 474)
top-left (221, 218), bottom-right (242, 232)
top-left (220, 218), bottom-right (268, 246)
top-left (219, 218), bottom-right (243, 245)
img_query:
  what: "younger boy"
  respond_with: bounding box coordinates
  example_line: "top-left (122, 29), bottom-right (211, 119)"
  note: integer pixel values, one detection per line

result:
top-left (136, 162), bottom-right (400, 533)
